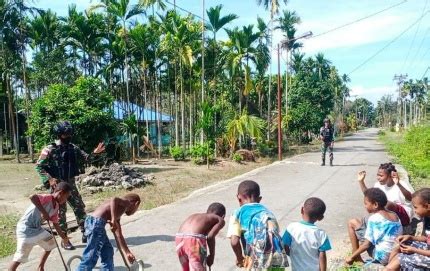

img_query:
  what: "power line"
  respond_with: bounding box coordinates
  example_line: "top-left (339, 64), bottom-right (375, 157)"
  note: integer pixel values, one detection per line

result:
top-left (348, 10), bottom-right (429, 76)
top-left (310, 0), bottom-right (407, 39)
top-left (406, 27), bottom-right (430, 73)
top-left (421, 67), bottom-right (429, 80)
top-left (164, 0), bottom-right (209, 23)
top-left (400, 0), bottom-right (428, 73)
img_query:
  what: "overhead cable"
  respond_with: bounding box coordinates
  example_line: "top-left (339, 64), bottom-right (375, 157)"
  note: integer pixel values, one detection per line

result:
top-left (348, 11), bottom-right (429, 76)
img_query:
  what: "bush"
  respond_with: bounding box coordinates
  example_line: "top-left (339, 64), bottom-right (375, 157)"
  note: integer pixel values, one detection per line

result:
top-left (170, 146), bottom-right (186, 161)
top-left (383, 125), bottom-right (430, 180)
top-left (28, 77), bottom-right (117, 153)
top-left (190, 143), bottom-right (214, 165)
top-left (232, 152), bottom-right (243, 163)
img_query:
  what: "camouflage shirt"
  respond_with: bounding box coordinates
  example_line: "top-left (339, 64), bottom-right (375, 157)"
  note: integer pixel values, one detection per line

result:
top-left (35, 140), bottom-right (94, 186)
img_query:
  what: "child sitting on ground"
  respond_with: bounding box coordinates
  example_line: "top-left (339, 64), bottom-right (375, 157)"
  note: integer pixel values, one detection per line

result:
top-left (77, 193), bottom-right (141, 271)
top-left (282, 197), bottom-right (331, 271)
top-left (175, 202), bottom-right (226, 270)
top-left (227, 180), bottom-right (288, 270)
top-left (348, 164), bottom-right (413, 262)
top-left (8, 182), bottom-right (72, 271)
top-left (346, 188), bottom-right (402, 266)
top-left (357, 163), bottom-right (414, 226)
top-left (385, 188), bottom-right (430, 271)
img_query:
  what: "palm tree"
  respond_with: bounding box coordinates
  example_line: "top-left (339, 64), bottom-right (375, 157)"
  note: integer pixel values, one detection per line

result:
top-left (256, 0), bottom-right (288, 18)
top-left (225, 25), bottom-right (259, 113)
top-left (89, 0), bottom-right (145, 113)
top-left (277, 10), bottom-right (302, 50)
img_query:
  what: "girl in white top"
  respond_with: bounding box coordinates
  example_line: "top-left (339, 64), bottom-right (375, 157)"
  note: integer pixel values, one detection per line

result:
top-left (358, 163), bottom-right (414, 226)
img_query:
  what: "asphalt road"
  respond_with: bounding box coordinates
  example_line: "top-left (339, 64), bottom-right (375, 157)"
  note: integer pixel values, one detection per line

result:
top-left (0, 128), bottom-right (399, 270)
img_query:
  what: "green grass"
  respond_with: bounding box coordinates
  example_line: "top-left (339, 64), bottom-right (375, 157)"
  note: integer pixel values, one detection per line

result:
top-left (379, 125), bottom-right (430, 189)
top-left (0, 214), bottom-right (19, 258)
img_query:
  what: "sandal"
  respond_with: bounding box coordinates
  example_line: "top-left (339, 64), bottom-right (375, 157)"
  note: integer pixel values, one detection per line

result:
top-left (61, 240), bottom-right (75, 250)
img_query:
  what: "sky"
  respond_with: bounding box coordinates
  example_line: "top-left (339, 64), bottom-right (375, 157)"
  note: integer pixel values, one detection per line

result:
top-left (35, 0), bottom-right (430, 105)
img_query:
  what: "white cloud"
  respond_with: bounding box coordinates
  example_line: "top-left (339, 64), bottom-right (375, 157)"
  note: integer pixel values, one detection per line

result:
top-left (350, 83), bottom-right (398, 104)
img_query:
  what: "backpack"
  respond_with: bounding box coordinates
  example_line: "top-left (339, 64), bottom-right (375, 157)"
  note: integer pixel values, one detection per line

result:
top-left (321, 127), bottom-right (333, 142)
top-left (243, 210), bottom-right (289, 270)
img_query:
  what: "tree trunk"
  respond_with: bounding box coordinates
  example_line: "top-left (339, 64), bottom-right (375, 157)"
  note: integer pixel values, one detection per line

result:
top-left (6, 75), bottom-right (19, 163)
top-left (174, 61), bottom-right (179, 146)
top-left (180, 60), bottom-right (185, 149)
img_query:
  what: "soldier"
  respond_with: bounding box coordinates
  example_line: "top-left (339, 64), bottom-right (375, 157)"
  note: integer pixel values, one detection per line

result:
top-left (36, 121), bottom-right (105, 249)
top-left (319, 118), bottom-right (334, 166)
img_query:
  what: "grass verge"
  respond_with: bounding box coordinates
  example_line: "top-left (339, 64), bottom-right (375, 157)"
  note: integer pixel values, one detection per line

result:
top-left (0, 214), bottom-right (19, 258)
top-left (378, 125), bottom-right (430, 189)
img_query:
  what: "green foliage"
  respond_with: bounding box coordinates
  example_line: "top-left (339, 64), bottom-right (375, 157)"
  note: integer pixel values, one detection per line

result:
top-left (28, 77), bottom-right (117, 152)
top-left (232, 152), bottom-right (243, 163)
top-left (0, 214), bottom-right (19, 257)
top-left (346, 114), bottom-right (357, 132)
top-left (381, 126), bottom-right (430, 187)
top-left (190, 143), bottom-right (214, 165)
top-left (170, 146), bottom-right (186, 161)
top-left (256, 140), bottom-right (276, 157)
top-left (226, 110), bottom-right (266, 151)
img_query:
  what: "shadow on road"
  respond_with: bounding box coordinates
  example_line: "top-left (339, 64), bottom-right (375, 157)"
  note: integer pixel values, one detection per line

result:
top-left (111, 235), bottom-right (175, 248)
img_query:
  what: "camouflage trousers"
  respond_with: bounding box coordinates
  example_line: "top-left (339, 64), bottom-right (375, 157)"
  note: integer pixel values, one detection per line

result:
top-left (54, 178), bottom-right (87, 233)
top-left (321, 141), bottom-right (333, 162)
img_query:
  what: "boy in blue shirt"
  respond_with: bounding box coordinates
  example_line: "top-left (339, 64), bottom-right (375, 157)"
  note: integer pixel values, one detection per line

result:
top-left (282, 197), bottom-right (331, 271)
top-left (227, 180), bottom-right (288, 270)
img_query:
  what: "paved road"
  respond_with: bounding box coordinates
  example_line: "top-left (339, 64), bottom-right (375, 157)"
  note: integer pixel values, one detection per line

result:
top-left (0, 128), bottom-right (399, 270)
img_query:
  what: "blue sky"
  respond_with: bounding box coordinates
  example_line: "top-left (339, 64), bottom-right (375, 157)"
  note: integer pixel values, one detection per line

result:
top-left (36, 0), bottom-right (429, 105)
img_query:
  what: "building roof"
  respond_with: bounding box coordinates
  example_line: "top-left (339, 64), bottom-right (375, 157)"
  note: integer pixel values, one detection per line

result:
top-left (113, 101), bottom-right (174, 122)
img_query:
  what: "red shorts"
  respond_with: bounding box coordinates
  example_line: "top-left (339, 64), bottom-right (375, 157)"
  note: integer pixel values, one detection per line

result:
top-left (391, 204), bottom-right (410, 226)
top-left (175, 233), bottom-right (207, 271)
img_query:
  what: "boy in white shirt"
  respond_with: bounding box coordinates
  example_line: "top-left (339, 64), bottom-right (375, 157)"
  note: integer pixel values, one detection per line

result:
top-left (282, 197), bottom-right (331, 271)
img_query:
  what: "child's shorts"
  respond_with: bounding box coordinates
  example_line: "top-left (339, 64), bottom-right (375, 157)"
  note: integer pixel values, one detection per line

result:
top-left (399, 241), bottom-right (430, 269)
top-left (355, 216), bottom-right (375, 256)
top-left (13, 230), bottom-right (56, 263)
top-left (175, 233), bottom-right (207, 271)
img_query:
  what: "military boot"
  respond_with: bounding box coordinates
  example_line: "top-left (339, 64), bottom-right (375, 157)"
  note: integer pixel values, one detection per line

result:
top-left (321, 158), bottom-right (325, 166)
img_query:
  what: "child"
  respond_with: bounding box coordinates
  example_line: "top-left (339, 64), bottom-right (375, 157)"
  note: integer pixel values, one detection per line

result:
top-left (282, 197), bottom-right (331, 271)
top-left (357, 163), bottom-right (414, 226)
top-left (348, 164), bottom-right (413, 261)
top-left (8, 182), bottom-right (72, 271)
top-left (227, 180), bottom-right (288, 270)
top-left (77, 193), bottom-right (141, 271)
top-left (175, 202), bottom-right (226, 270)
top-left (346, 188), bottom-right (402, 266)
top-left (385, 188), bottom-right (430, 271)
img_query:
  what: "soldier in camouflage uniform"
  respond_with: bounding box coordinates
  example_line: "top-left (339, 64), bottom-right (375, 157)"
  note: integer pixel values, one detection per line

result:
top-left (36, 121), bottom-right (105, 249)
top-left (319, 118), bottom-right (335, 166)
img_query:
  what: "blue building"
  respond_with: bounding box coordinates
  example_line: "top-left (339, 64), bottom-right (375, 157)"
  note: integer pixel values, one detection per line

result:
top-left (112, 101), bottom-right (173, 146)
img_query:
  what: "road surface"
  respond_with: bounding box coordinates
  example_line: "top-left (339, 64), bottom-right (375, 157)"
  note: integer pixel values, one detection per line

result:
top-left (0, 128), bottom-right (401, 270)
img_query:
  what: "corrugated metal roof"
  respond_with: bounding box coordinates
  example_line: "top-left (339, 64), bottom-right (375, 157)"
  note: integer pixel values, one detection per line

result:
top-left (113, 101), bottom-right (174, 122)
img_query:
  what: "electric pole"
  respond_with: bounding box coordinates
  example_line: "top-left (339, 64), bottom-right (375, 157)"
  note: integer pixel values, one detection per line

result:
top-left (393, 74), bottom-right (408, 130)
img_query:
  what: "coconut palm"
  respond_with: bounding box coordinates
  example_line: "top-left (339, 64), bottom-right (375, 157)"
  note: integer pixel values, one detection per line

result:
top-left (256, 0), bottom-right (288, 18)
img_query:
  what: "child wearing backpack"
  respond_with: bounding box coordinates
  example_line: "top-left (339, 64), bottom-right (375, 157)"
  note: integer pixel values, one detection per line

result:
top-left (282, 197), bottom-right (331, 271)
top-left (227, 180), bottom-right (288, 270)
top-left (384, 188), bottom-right (430, 271)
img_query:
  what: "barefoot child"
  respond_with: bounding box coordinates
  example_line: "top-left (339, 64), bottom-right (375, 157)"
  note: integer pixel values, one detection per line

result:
top-left (282, 197), bottom-right (331, 271)
top-left (357, 163), bottom-right (414, 226)
top-left (175, 202), bottom-right (226, 270)
top-left (77, 193), bottom-right (141, 271)
top-left (227, 180), bottom-right (288, 270)
top-left (346, 188), bottom-right (402, 266)
top-left (385, 188), bottom-right (430, 271)
top-left (8, 182), bottom-right (72, 271)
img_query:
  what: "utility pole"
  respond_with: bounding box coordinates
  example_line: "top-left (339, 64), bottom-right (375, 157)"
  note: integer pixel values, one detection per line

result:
top-left (277, 44), bottom-right (282, 161)
top-left (393, 74), bottom-right (407, 130)
top-left (200, 0), bottom-right (205, 144)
